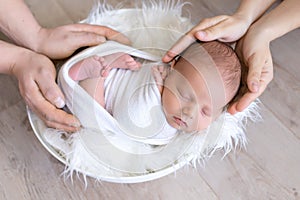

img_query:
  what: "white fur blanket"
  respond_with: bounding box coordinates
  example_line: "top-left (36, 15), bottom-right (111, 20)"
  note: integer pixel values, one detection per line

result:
top-left (40, 1), bottom-right (261, 183)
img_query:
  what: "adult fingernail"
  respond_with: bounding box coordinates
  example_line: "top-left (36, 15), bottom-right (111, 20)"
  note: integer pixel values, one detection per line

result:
top-left (97, 36), bottom-right (106, 43)
top-left (196, 31), bottom-right (206, 39)
top-left (54, 97), bottom-right (65, 108)
top-left (70, 121), bottom-right (81, 128)
top-left (251, 82), bottom-right (259, 93)
top-left (163, 55), bottom-right (171, 62)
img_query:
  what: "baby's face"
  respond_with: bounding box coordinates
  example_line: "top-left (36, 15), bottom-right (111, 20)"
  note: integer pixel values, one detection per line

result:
top-left (162, 58), bottom-right (224, 132)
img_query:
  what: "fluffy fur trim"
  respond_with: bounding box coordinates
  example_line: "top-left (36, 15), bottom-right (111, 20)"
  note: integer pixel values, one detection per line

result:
top-left (42, 1), bottom-right (262, 183)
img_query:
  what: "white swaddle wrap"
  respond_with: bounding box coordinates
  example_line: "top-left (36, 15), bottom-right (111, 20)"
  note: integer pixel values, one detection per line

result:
top-left (59, 41), bottom-right (177, 146)
top-left (105, 61), bottom-right (177, 144)
top-left (35, 1), bottom-right (262, 183)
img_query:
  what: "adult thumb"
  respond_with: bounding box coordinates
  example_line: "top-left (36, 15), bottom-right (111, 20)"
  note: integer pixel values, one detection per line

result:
top-left (246, 54), bottom-right (264, 93)
top-left (195, 26), bottom-right (222, 42)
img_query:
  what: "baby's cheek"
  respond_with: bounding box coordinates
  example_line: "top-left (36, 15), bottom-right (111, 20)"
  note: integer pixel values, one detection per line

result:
top-left (195, 116), bottom-right (212, 131)
top-left (162, 89), bottom-right (179, 114)
top-left (186, 110), bottom-right (207, 132)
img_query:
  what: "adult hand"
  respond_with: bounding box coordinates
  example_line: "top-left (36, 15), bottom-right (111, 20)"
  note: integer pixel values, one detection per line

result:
top-left (33, 24), bottom-right (131, 59)
top-left (228, 25), bottom-right (274, 114)
top-left (12, 49), bottom-right (80, 132)
top-left (162, 14), bottom-right (251, 62)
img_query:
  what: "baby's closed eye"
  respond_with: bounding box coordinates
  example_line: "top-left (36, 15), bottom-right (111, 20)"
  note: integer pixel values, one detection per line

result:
top-left (201, 107), bottom-right (212, 117)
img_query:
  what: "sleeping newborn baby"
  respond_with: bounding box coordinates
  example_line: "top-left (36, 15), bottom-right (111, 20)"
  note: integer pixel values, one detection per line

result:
top-left (69, 41), bottom-right (241, 141)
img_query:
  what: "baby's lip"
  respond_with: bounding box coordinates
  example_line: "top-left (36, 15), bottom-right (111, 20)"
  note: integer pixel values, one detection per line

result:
top-left (173, 116), bottom-right (187, 127)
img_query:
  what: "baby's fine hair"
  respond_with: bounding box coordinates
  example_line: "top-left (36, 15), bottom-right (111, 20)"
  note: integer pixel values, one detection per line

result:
top-left (200, 41), bottom-right (241, 104)
top-left (180, 40), bottom-right (241, 104)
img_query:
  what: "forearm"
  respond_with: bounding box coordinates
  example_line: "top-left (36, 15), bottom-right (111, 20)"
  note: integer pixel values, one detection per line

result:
top-left (251, 0), bottom-right (300, 42)
top-left (234, 0), bottom-right (277, 25)
top-left (0, 0), bottom-right (41, 50)
top-left (0, 40), bottom-right (30, 75)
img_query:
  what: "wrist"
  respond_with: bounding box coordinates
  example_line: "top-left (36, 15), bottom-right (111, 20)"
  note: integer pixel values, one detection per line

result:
top-left (232, 12), bottom-right (253, 29)
top-left (27, 26), bottom-right (45, 54)
top-left (234, 6), bottom-right (257, 27)
top-left (10, 47), bottom-right (33, 77)
top-left (0, 41), bottom-right (34, 76)
top-left (247, 22), bottom-right (273, 47)
top-left (234, 0), bottom-right (277, 28)
top-left (250, 19), bottom-right (277, 43)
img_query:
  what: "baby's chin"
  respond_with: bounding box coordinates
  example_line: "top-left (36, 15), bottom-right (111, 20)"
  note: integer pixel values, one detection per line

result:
top-left (177, 126), bottom-right (207, 134)
top-left (182, 126), bottom-right (208, 133)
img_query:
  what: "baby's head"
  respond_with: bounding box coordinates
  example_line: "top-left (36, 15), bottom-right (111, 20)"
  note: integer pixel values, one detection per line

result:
top-left (162, 41), bottom-right (241, 132)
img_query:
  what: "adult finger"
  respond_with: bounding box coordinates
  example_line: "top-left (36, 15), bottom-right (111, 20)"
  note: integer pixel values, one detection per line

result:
top-left (162, 34), bottom-right (196, 62)
top-left (194, 16), bottom-right (228, 41)
top-left (20, 78), bottom-right (80, 132)
top-left (246, 51), bottom-right (266, 93)
top-left (29, 102), bottom-right (80, 132)
top-left (65, 31), bottom-right (106, 49)
top-left (235, 37), bottom-right (245, 63)
top-left (227, 92), bottom-right (259, 114)
top-left (35, 71), bottom-right (66, 109)
top-left (71, 24), bottom-right (131, 45)
top-left (162, 16), bottom-right (228, 63)
top-left (227, 78), bottom-right (268, 114)
top-left (29, 93), bottom-right (81, 131)
top-left (191, 15), bottom-right (228, 35)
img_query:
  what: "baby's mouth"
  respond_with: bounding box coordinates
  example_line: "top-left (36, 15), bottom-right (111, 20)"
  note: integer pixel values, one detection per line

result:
top-left (173, 116), bottom-right (187, 128)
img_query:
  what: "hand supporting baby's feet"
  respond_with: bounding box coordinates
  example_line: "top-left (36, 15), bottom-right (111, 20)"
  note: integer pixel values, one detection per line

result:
top-left (69, 53), bottom-right (141, 81)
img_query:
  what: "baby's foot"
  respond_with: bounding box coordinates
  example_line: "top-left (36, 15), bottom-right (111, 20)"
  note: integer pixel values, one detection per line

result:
top-left (69, 55), bottom-right (106, 81)
top-left (100, 52), bottom-right (141, 76)
top-left (70, 53), bottom-right (141, 81)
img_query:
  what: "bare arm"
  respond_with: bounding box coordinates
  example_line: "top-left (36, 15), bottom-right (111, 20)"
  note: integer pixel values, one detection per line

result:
top-left (0, 40), bottom-right (23, 74)
top-left (251, 0), bottom-right (300, 41)
top-left (234, 0), bottom-right (277, 26)
top-left (0, 0), bottom-right (41, 49)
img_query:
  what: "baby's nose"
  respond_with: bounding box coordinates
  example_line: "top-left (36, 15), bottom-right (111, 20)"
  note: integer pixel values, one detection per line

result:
top-left (182, 105), bottom-right (196, 119)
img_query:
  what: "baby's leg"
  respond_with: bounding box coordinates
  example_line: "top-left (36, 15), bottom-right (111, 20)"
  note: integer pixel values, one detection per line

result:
top-left (79, 77), bottom-right (105, 107)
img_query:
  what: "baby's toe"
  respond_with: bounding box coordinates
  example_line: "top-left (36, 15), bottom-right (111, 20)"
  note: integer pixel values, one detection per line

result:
top-left (123, 54), bottom-right (135, 62)
top-left (127, 61), bottom-right (141, 70)
top-left (100, 67), bottom-right (111, 77)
